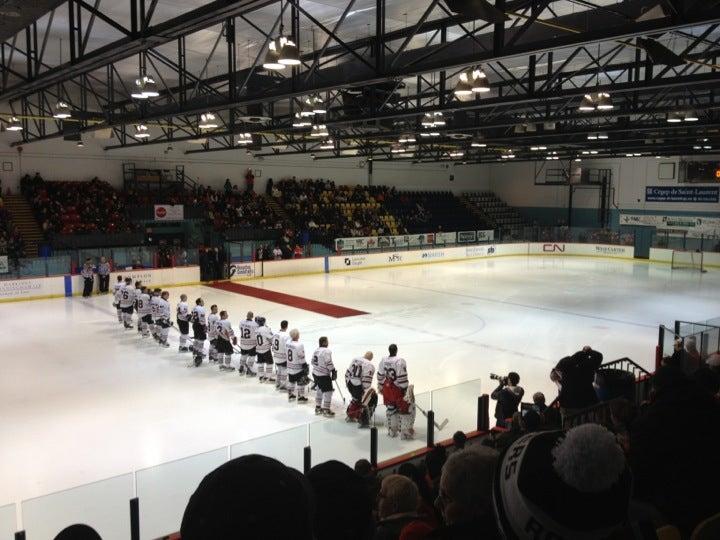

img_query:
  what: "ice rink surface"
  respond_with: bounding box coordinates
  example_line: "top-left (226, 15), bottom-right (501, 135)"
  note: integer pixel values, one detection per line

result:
top-left (2, 255), bottom-right (719, 507)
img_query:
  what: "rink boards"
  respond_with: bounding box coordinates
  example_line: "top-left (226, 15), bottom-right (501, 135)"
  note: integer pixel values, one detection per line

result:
top-left (3, 242), bottom-right (719, 303)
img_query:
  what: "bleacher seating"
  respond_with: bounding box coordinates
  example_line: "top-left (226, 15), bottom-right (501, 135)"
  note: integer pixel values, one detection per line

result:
top-left (0, 195), bottom-right (25, 260)
top-left (463, 191), bottom-right (526, 229)
top-left (384, 190), bottom-right (485, 233)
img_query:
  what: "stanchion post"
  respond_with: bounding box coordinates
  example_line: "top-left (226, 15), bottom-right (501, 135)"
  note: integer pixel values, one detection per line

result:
top-left (370, 427), bottom-right (378, 468)
top-left (426, 410), bottom-right (435, 447)
top-left (303, 446), bottom-right (312, 474)
top-left (130, 497), bottom-right (140, 540)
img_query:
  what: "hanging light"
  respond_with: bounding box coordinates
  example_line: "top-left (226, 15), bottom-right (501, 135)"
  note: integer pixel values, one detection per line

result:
top-left (134, 124), bottom-right (150, 139)
top-left (419, 131), bottom-right (440, 137)
top-left (448, 150), bottom-right (464, 158)
top-left (6, 116), bottom-right (22, 131)
top-left (278, 37), bottom-right (300, 66)
top-left (199, 112), bottom-right (218, 130)
top-left (399, 134), bottom-right (416, 144)
top-left (471, 67), bottom-right (490, 93)
top-left (53, 100), bottom-right (72, 119)
top-left (587, 133), bottom-right (598, 140)
top-left (300, 99), bottom-right (315, 117)
top-left (76, 140), bottom-right (84, 148)
top-left (666, 111), bottom-right (683, 123)
top-left (311, 95), bottom-right (326, 115)
top-left (131, 75), bottom-right (159, 99)
top-left (262, 39), bottom-right (285, 70)
top-left (236, 133), bottom-right (252, 145)
top-left (596, 92), bottom-right (613, 110)
top-left (597, 132), bottom-right (609, 139)
top-left (320, 139), bottom-right (335, 150)
top-left (310, 124), bottom-right (328, 137)
top-left (421, 113), bottom-right (434, 128)
top-left (391, 144), bottom-right (405, 154)
top-left (292, 113), bottom-right (310, 128)
top-left (684, 111), bottom-right (699, 122)
top-left (453, 72), bottom-right (473, 97)
top-left (530, 146), bottom-right (547, 151)
top-left (578, 94), bottom-right (595, 112)
top-left (433, 112), bottom-right (445, 126)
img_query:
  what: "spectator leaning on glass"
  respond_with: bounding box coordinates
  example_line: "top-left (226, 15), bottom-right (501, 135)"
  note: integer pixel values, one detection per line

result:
top-left (550, 345), bottom-right (603, 422)
top-left (97, 256), bottom-right (111, 293)
top-left (490, 372), bottom-right (524, 428)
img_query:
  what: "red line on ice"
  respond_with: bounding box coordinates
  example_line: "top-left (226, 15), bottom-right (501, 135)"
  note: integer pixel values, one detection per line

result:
top-left (210, 281), bottom-right (368, 318)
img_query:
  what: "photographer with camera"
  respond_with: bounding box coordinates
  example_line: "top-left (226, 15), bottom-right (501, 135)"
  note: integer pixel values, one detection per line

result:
top-left (490, 372), bottom-right (524, 428)
top-left (550, 345), bottom-right (603, 423)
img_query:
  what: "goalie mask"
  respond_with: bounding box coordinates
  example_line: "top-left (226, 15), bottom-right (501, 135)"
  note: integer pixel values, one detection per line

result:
top-left (493, 425), bottom-right (632, 540)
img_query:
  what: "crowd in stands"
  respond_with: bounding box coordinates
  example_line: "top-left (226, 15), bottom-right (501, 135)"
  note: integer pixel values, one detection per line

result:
top-left (0, 195), bottom-right (25, 261)
top-left (21, 174), bottom-right (133, 236)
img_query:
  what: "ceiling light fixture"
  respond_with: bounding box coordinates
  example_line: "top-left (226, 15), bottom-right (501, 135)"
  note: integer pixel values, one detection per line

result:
top-left (320, 139), bottom-right (335, 150)
top-left (471, 67), bottom-right (490, 93)
top-left (199, 112), bottom-right (218, 130)
top-left (310, 124), bottom-right (328, 137)
top-left (53, 100), bottom-right (72, 119)
top-left (311, 95), bottom-right (326, 114)
top-left (236, 133), bottom-right (252, 145)
top-left (134, 124), bottom-right (150, 139)
top-left (6, 116), bottom-right (22, 131)
top-left (596, 92), bottom-right (613, 110)
top-left (399, 134), bottom-right (416, 144)
top-left (453, 72), bottom-right (474, 97)
top-left (76, 140), bottom-right (84, 148)
top-left (578, 94), bottom-right (595, 112)
top-left (131, 75), bottom-right (159, 99)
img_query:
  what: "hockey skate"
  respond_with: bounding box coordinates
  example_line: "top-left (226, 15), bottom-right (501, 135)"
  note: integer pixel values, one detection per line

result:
top-left (315, 406), bottom-right (323, 415)
top-left (297, 396), bottom-right (309, 403)
top-left (160, 340), bottom-right (170, 348)
top-left (193, 355), bottom-right (203, 367)
top-left (179, 346), bottom-right (189, 352)
top-left (322, 409), bottom-right (335, 418)
top-left (288, 393), bottom-right (297, 401)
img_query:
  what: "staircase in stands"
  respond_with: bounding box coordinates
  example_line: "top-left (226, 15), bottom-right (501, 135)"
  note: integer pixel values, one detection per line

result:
top-left (461, 192), bottom-right (526, 230)
top-left (265, 196), bottom-right (291, 224)
top-left (3, 194), bottom-right (43, 257)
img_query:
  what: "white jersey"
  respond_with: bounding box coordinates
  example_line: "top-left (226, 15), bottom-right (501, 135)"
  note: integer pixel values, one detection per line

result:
top-left (113, 283), bottom-right (123, 305)
top-left (137, 293), bottom-right (152, 315)
top-left (218, 319), bottom-right (235, 342)
top-left (256, 325), bottom-right (273, 354)
top-left (345, 357), bottom-right (375, 390)
top-left (150, 296), bottom-right (160, 318)
top-left (311, 347), bottom-right (335, 377)
top-left (271, 330), bottom-right (290, 363)
top-left (157, 298), bottom-right (171, 320)
top-left (134, 288), bottom-right (142, 305)
top-left (119, 284), bottom-right (135, 308)
top-left (207, 312), bottom-right (220, 338)
top-left (176, 301), bottom-right (190, 322)
top-left (191, 305), bottom-right (207, 326)
top-left (286, 340), bottom-right (306, 374)
top-left (239, 319), bottom-right (258, 349)
top-left (377, 356), bottom-right (408, 389)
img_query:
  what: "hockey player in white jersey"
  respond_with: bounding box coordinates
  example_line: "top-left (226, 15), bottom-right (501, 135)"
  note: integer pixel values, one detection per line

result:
top-left (136, 286), bottom-right (152, 337)
top-left (176, 294), bottom-right (191, 352)
top-left (119, 277), bottom-right (135, 329)
top-left (156, 291), bottom-right (172, 348)
top-left (311, 337), bottom-right (337, 417)
top-left (286, 329), bottom-right (309, 403)
top-left (238, 312), bottom-right (258, 377)
top-left (112, 276), bottom-right (124, 323)
top-left (271, 320), bottom-right (290, 391)
top-left (134, 281), bottom-right (143, 334)
top-left (150, 288), bottom-right (162, 341)
top-left (345, 351), bottom-right (377, 427)
top-left (377, 344), bottom-right (413, 439)
top-left (206, 304), bottom-right (220, 363)
top-left (216, 311), bottom-right (236, 371)
top-left (254, 317), bottom-right (274, 382)
top-left (190, 298), bottom-right (207, 367)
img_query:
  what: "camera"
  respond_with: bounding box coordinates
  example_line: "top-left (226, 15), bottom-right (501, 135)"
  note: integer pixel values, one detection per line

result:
top-left (490, 373), bottom-right (508, 385)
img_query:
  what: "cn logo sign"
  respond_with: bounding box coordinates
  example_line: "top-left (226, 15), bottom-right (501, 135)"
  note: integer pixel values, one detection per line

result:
top-left (542, 243), bottom-right (565, 252)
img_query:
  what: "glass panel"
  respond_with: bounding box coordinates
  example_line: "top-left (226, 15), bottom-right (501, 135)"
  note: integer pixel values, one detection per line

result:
top-left (46, 255), bottom-right (71, 276)
top-left (309, 415), bottom-right (372, 469)
top-left (230, 425), bottom-right (306, 472)
top-left (375, 390), bottom-right (432, 464)
top-left (21, 473), bottom-right (133, 540)
top-left (0, 504), bottom-right (16, 540)
top-left (431, 379), bottom-right (482, 441)
top-left (17, 257), bottom-right (47, 277)
top-left (136, 446), bottom-right (227, 540)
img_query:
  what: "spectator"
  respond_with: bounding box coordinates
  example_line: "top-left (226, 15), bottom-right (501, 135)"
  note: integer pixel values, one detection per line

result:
top-left (531, 391), bottom-right (547, 414)
top-left (293, 244), bottom-right (304, 258)
top-left (494, 425), bottom-right (636, 539)
top-left (609, 398), bottom-right (635, 453)
top-left (53, 524), bottom-right (102, 540)
top-left (181, 454), bottom-right (313, 539)
top-left (490, 372), bottom-right (524, 427)
top-left (451, 431), bottom-right (467, 451)
top-left (683, 336), bottom-right (702, 375)
top-left (266, 177), bottom-right (273, 196)
top-left (272, 244), bottom-right (282, 260)
top-left (308, 460), bottom-right (374, 540)
top-left (223, 178), bottom-right (232, 194)
top-left (550, 346), bottom-right (603, 421)
top-left (707, 351), bottom-right (720, 376)
top-left (693, 365), bottom-right (720, 399)
top-left (375, 474), bottom-right (422, 540)
top-left (433, 447), bottom-right (500, 540)
top-left (245, 169), bottom-right (255, 193)
top-left (629, 366), bottom-right (720, 535)
top-left (424, 445), bottom-right (447, 502)
top-left (398, 463), bottom-right (439, 527)
top-left (355, 459), bottom-right (381, 509)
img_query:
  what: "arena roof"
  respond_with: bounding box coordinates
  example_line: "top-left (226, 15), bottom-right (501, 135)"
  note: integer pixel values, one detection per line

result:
top-left (2, 0), bottom-right (720, 164)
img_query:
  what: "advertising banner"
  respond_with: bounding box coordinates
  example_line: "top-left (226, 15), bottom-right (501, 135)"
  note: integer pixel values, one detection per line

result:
top-left (477, 230), bottom-right (495, 242)
top-left (0, 255), bottom-right (8, 274)
top-left (434, 232), bottom-right (457, 244)
top-left (153, 204), bottom-right (185, 221)
top-left (620, 213), bottom-right (720, 237)
top-left (457, 231), bottom-right (477, 243)
top-left (645, 186), bottom-right (719, 203)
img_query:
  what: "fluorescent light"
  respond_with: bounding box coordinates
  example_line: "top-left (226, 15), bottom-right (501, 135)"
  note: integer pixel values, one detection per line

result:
top-left (199, 112), bottom-right (218, 130)
top-left (236, 133), bottom-right (252, 145)
top-left (471, 142), bottom-right (486, 148)
top-left (135, 124), bottom-right (150, 138)
top-left (53, 101), bottom-right (71, 119)
top-left (578, 94), bottom-right (595, 112)
top-left (596, 92), bottom-right (613, 110)
top-left (6, 116), bottom-right (22, 131)
top-left (684, 111), bottom-right (699, 122)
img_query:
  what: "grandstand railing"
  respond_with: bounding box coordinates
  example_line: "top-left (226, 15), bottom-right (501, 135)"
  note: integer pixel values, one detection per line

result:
top-left (496, 226), bottom-right (636, 246)
top-left (2, 380), bottom-right (485, 539)
top-left (652, 230), bottom-right (720, 253)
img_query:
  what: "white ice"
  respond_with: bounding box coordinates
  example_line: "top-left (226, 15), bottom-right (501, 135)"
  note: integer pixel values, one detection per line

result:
top-left (1, 255), bottom-right (718, 537)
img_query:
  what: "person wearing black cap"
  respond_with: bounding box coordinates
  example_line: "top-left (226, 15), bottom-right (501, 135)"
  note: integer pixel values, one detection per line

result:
top-left (181, 454), bottom-right (314, 539)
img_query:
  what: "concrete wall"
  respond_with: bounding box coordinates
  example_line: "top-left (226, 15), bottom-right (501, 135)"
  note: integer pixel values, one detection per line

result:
top-left (480, 156), bottom-right (720, 227)
top-left (0, 133), bottom-right (489, 194)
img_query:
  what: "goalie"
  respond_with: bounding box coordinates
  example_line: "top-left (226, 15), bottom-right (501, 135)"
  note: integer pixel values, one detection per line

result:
top-left (377, 344), bottom-right (414, 440)
top-left (345, 351), bottom-right (377, 428)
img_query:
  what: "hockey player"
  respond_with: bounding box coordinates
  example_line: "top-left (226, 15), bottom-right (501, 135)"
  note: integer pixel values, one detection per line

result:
top-left (286, 329), bottom-right (309, 403)
top-left (207, 305), bottom-right (220, 363)
top-left (216, 311), bottom-right (237, 371)
top-left (238, 311), bottom-right (258, 376)
top-left (113, 275), bottom-right (124, 323)
top-left (311, 337), bottom-right (336, 417)
top-left (190, 298), bottom-right (207, 367)
top-left (137, 286), bottom-right (152, 337)
top-left (156, 291), bottom-right (172, 347)
top-left (345, 351), bottom-right (377, 428)
top-left (150, 288), bottom-right (162, 341)
top-left (377, 344), bottom-right (413, 439)
top-left (176, 294), bottom-right (191, 352)
top-left (134, 281), bottom-right (143, 334)
top-left (271, 320), bottom-right (290, 391)
top-left (119, 277), bottom-right (136, 329)
top-left (255, 316), bottom-right (274, 382)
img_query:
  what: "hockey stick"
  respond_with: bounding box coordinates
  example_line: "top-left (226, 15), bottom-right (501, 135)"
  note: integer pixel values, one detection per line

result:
top-left (415, 402), bottom-right (449, 431)
top-left (333, 379), bottom-right (346, 404)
